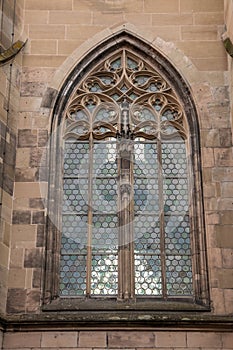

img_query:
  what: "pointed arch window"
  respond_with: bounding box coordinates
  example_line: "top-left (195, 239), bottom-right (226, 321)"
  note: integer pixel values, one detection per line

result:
top-left (61, 50), bottom-right (192, 300)
top-left (44, 41), bottom-right (209, 311)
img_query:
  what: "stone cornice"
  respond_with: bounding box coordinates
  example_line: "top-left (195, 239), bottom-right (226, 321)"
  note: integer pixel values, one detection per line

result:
top-left (0, 313), bottom-right (233, 332)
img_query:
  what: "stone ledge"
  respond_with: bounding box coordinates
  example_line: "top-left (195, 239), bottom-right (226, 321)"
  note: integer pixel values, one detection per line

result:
top-left (0, 312), bottom-right (233, 332)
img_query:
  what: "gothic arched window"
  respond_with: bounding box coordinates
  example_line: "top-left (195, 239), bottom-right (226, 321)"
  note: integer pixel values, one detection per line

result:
top-left (44, 38), bottom-right (209, 311)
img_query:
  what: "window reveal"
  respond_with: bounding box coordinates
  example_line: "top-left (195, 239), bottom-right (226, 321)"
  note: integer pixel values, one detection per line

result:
top-left (60, 49), bottom-right (193, 299)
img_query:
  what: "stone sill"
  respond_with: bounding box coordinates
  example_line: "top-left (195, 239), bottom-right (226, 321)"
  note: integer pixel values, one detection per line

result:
top-left (1, 313), bottom-right (233, 332)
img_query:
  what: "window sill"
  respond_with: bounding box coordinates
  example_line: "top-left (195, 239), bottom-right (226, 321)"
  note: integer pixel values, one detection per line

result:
top-left (42, 297), bottom-right (210, 312)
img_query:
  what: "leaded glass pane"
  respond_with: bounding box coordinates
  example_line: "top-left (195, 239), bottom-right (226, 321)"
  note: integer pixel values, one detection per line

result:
top-left (91, 254), bottom-right (118, 295)
top-left (60, 254), bottom-right (87, 296)
top-left (135, 255), bottom-right (162, 295)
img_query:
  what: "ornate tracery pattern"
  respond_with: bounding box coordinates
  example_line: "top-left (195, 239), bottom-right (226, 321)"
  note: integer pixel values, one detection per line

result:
top-left (60, 49), bottom-right (193, 299)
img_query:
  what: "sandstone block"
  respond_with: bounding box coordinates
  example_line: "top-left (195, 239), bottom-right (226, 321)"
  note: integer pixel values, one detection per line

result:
top-left (187, 332), bottom-right (222, 348)
top-left (6, 288), bottom-right (27, 314)
top-left (180, 0), bottom-right (223, 12)
top-left (41, 331), bottom-right (78, 348)
top-left (12, 210), bottom-right (31, 224)
top-left (25, 0), bottom-right (72, 10)
top-left (79, 331), bottom-right (106, 348)
top-left (108, 331), bottom-right (155, 348)
top-left (216, 225), bottom-right (233, 248)
top-left (23, 55), bottom-right (66, 68)
top-left (194, 12), bottom-right (224, 25)
top-left (24, 248), bottom-right (42, 268)
top-left (218, 269), bottom-right (233, 288)
top-left (144, 0), bottom-right (179, 13)
top-left (156, 331), bottom-right (186, 347)
top-left (181, 25), bottom-right (217, 41)
top-left (49, 11), bottom-right (91, 24)
top-left (24, 10), bottom-right (49, 24)
top-left (8, 268), bottom-right (26, 288)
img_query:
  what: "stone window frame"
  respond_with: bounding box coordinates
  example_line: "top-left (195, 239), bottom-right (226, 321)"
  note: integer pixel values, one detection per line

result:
top-left (42, 31), bottom-right (210, 312)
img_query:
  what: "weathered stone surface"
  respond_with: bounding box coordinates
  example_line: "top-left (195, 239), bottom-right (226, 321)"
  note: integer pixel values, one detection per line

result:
top-left (36, 224), bottom-right (45, 247)
top-left (24, 248), bottom-right (42, 268)
top-left (108, 331), bottom-right (155, 348)
top-left (32, 210), bottom-right (45, 224)
top-left (6, 288), bottom-right (26, 313)
top-left (12, 210), bottom-right (31, 224)
top-left (18, 129), bottom-right (37, 148)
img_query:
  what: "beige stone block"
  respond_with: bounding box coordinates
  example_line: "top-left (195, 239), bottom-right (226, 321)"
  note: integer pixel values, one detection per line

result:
top-left (10, 248), bottom-right (24, 268)
top-left (152, 13), bottom-right (193, 25)
top-left (123, 13), bottom-right (152, 26)
top-left (180, 0), bottom-right (223, 13)
top-left (0, 70), bottom-right (7, 96)
top-left (220, 211), bottom-right (233, 225)
top-left (2, 190), bottom-right (13, 210)
top-left (108, 331), bottom-right (155, 348)
top-left (2, 222), bottom-right (11, 248)
top-left (144, 0), bottom-right (179, 13)
top-left (202, 129), bottom-right (220, 147)
top-left (181, 25), bottom-right (218, 41)
top-left (222, 249), bottom-right (233, 269)
top-left (73, 0), bottom-right (143, 12)
top-left (13, 198), bottom-right (29, 210)
top-left (222, 332), bottom-right (233, 348)
top-left (222, 182), bottom-right (233, 197)
top-left (202, 148), bottom-right (215, 167)
top-left (0, 243), bottom-right (9, 267)
top-left (29, 24), bottom-right (65, 39)
top-left (41, 332), bottom-right (78, 348)
top-left (22, 67), bottom-right (55, 83)
top-left (25, 268), bottom-right (33, 288)
top-left (187, 332), bottom-right (222, 348)
top-left (16, 148), bottom-right (31, 168)
top-left (49, 11), bottom-right (92, 24)
top-left (25, 0), bottom-right (72, 10)
top-left (23, 55), bottom-right (66, 68)
top-left (218, 269), bottom-right (233, 288)
top-left (31, 40), bottom-right (57, 55)
top-left (66, 25), bottom-right (104, 40)
top-left (194, 12), bottom-right (224, 25)
top-left (214, 148), bottom-right (233, 167)
top-left (8, 268), bottom-right (26, 288)
top-left (192, 57), bottom-right (227, 71)
top-left (17, 112), bottom-right (33, 129)
top-left (25, 10), bottom-right (49, 24)
top-left (144, 25), bottom-right (180, 41)
top-left (218, 198), bottom-right (233, 211)
top-left (12, 224), bottom-right (37, 244)
top-left (211, 288), bottom-right (225, 314)
top-left (203, 183), bottom-right (217, 198)
top-left (176, 41), bottom-right (226, 58)
top-left (215, 225), bottom-right (233, 248)
top-left (14, 182), bottom-right (42, 199)
top-left (93, 12), bottom-right (124, 25)
top-left (79, 332), bottom-right (106, 348)
top-left (3, 333), bottom-right (41, 348)
top-left (205, 212), bottom-right (220, 225)
top-left (32, 115), bottom-right (50, 129)
top-left (20, 97), bottom-right (42, 112)
top-left (156, 332), bottom-right (186, 347)
top-left (1, 205), bottom-right (12, 223)
top-left (209, 247), bottom-right (223, 268)
top-left (58, 40), bottom-right (82, 55)
top-left (224, 289), bottom-right (233, 315)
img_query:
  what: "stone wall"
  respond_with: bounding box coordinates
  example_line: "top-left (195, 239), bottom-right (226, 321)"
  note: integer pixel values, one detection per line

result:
top-left (0, 0), bottom-right (24, 315)
top-left (2, 330), bottom-right (233, 349)
top-left (11, 0), bottom-right (232, 316)
top-left (0, 0), bottom-right (233, 349)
